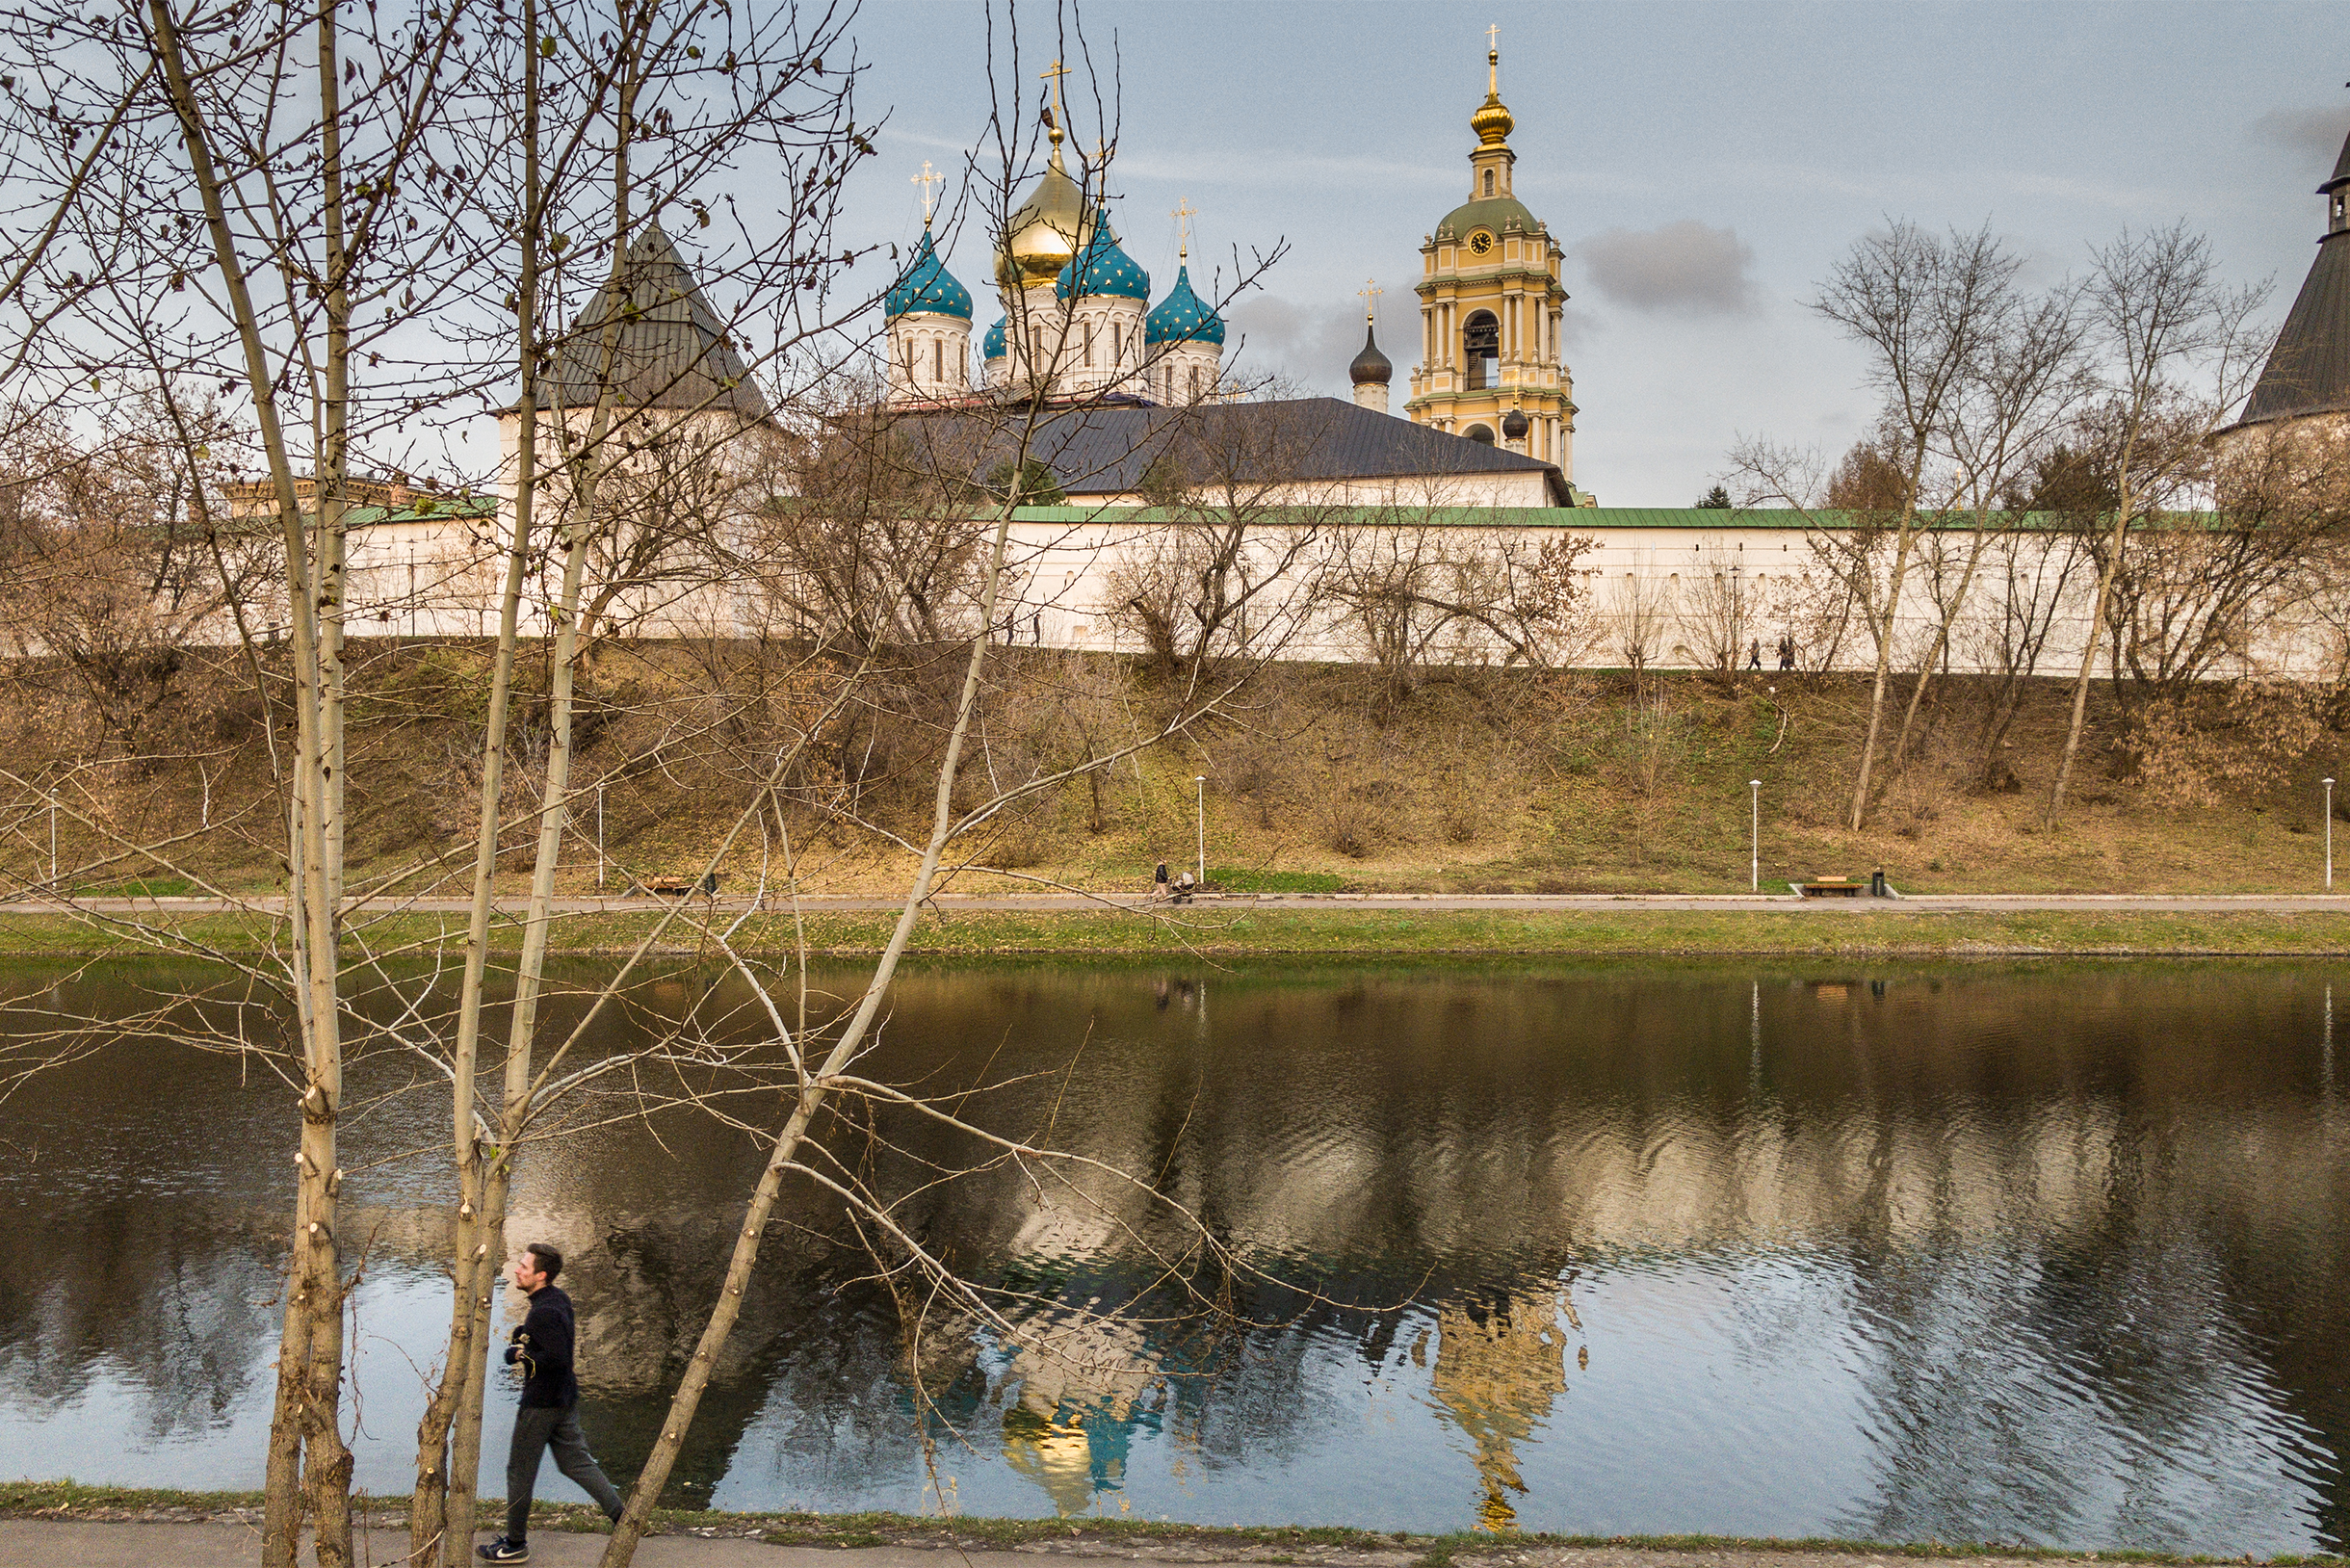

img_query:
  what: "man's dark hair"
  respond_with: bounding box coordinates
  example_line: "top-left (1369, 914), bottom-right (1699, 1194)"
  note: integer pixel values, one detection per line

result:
top-left (525, 1241), bottom-right (563, 1281)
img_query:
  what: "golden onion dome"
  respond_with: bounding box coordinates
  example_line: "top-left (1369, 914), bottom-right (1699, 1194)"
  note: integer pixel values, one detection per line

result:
top-left (997, 136), bottom-right (1112, 288)
top-left (1471, 91), bottom-right (1514, 147)
top-left (1470, 47), bottom-right (1512, 146)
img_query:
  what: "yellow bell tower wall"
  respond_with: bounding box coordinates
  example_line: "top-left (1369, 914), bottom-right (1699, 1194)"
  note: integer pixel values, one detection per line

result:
top-left (1406, 41), bottom-right (1578, 482)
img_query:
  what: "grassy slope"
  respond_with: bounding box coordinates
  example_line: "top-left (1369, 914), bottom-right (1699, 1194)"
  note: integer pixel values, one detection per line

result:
top-left (18, 647), bottom-right (2348, 907)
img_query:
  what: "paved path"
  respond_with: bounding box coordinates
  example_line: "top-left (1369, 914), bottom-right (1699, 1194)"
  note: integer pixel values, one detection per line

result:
top-left (0, 1520), bottom-right (2125, 1568)
top-left (6, 891), bottom-right (2350, 918)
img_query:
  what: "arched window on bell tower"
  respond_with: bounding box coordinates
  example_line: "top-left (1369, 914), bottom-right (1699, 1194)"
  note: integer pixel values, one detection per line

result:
top-left (1463, 311), bottom-right (1500, 389)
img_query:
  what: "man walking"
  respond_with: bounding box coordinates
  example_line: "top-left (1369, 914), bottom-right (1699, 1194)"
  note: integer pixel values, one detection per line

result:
top-left (477, 1243), bottom-right (626, 1564)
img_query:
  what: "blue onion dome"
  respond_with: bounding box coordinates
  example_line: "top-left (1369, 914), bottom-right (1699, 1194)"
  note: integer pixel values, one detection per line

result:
top-left (982, 317), bottom-right (1006, 359)
top-left (1055, 231), bottom-right (1151, 301)
top-left (1144, 264), bottom-right (1225, 347)
top-left (885, 228), bottom-right (972, 321)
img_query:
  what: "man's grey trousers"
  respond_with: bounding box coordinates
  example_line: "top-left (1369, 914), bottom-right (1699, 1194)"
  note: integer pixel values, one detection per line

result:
top-left (506, 1403), bottom-right (625, 1541)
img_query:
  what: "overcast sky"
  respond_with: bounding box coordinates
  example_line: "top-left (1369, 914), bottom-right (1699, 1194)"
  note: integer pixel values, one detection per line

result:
top-left (837, 0), bottom-right (2347, 508)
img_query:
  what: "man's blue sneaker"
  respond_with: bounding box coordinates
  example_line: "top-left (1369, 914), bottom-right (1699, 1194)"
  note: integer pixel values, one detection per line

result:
top-left (476, 1538), bottom-right (529, 1563)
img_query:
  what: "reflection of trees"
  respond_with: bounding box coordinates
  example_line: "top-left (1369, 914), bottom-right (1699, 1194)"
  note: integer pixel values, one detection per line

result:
top-left (2, 959), bottom-right (2348, 1544)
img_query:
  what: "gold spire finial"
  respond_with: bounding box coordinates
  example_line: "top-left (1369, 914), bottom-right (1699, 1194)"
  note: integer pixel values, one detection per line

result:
top-left (912, 160), bottom-right (942, 225)
top-left (1359, 277), bottom-right (1382, 326)
top-left (1172, 197), bottom-right (1196, 260)
top-left (1040, 60), bottom-right (1070, 152)
top-left (1470, 28), bottom-right (1513, 147)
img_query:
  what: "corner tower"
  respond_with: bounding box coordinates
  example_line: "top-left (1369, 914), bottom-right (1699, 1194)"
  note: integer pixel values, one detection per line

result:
top-left (1405, 36), bottom-right (1576, 477)
top-left (2228, 120), bottom-right (2350, 443)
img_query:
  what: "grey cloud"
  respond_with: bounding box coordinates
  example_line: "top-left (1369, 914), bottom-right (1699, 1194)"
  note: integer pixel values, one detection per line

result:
top-left (1573, 220), bottom-right (1762, 318)
top-left (1223, 295), bottom-right (1382, 391)
top-left (2253, 106), bottom-right (2350, 167)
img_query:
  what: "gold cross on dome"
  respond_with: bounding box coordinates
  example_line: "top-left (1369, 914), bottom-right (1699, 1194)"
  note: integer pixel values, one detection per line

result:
top-left (1359, 277), bottom-right (1382, 325)
top-left (1040, 59), bottom-right (1070, 116)
top-left (1172, 197), bottom-right (1196, 258)
top-left (1487, 22), bottom-right (1499, 52)
top-left (911, 160), bottom-right (942, 223)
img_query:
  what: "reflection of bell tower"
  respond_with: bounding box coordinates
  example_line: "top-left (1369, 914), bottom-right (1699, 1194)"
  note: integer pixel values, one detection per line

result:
top-left (1406, 31), bottom-right (1576, 480)
top-left (1425, 1284), bottom-right (1577, 1530)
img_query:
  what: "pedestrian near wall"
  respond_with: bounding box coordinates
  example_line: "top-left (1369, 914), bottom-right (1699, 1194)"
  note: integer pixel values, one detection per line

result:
top-left (477, 1242), bottom-right (627, 1564)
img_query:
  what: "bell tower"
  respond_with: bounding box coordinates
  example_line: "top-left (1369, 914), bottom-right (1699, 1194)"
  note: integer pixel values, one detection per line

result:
top-left (1405, 31), bottom-right (1577, 480)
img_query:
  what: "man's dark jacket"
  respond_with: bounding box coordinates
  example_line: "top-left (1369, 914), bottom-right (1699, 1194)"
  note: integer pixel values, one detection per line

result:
top-left (507, 1285), bottom-right (581, 1408)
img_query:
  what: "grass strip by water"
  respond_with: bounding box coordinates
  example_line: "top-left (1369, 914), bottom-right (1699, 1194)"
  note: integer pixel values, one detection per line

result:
top-left (0, 1484), bottom-right (2335, 1563)
top-left (2, 907), bottom-right (2350, 958)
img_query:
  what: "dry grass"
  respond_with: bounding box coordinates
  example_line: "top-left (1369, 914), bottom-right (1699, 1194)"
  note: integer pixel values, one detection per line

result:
top-left (4, 644), bottom-right (2343, 900)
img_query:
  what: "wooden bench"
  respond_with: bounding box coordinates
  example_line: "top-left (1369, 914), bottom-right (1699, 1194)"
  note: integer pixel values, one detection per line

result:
top-left (1799, 877), bottom-right (1863, 898)
top-left (640, 874), bottom-right (719, 897)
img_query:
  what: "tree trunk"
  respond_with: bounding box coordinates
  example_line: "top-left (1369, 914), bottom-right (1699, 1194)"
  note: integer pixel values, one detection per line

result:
top-left (1848, 510), bottom-right (1923, 830)
top-left (411, 3), bottom-right (545, 1551)
top-left (151, 7), bottom-right (352, 1560)
top-left (598, 497), bottom-right (1022, 1568)
top-left (2050, 484), bottom-right (2137, 820)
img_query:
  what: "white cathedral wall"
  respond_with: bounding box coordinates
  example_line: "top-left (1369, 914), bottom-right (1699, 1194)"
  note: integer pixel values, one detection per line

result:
top-left (177, 399), bottom-right (2329, 683)
top-left (886, 312), bottom-right (973, 401)
top-left (989, 513), bottom-right (2332, 678)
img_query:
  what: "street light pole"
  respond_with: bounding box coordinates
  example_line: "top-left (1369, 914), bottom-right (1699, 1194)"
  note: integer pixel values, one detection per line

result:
top-left (597, 780), bottom-right (606, 893)
top-left (1749, 779), bottom-right (1761, 892)
top-left (1193, 776), bottom-right (1207, 888)
top-left (2326, 777), bottom-right (2336, 891)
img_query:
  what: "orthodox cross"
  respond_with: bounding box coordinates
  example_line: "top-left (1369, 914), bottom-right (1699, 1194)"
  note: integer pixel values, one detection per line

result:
top-left (911, 160), bottom-right (942, 224)
top-left (1359, 277), bottom-right (1382, 327)
top-left (1486, 23), bottom-right (1500, 91)
top-left (1172, 197), bottom-right (1196, 259)
top-left (1039, 59), bottom-right (1070, 135)
top-left (1487, 22), bottom-right (1499, 51)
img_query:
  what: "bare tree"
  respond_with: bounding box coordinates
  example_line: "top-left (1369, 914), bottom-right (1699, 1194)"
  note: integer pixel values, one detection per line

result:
top-left (0, 399), bottom-right (260, 755)
top-left (2046, 224), bottom-right (2270, 819)
top-left (1805, 222), bottom-right (2022, 829)
top-left (1609, 559), bottom-right (1669, 688)
top-left (1677, 536), bottom-right (1756, 675)
top-left (1322, 520), bottom-right (1595, 706)
top-left (1103, 395), bottom-right (1347, 678)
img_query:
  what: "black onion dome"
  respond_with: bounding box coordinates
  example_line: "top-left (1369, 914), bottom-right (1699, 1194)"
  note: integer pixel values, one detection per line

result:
top-left (1348, 323), bottom-right (1393, 386)
top-left (1501, 408), bottom-right (1529, 439)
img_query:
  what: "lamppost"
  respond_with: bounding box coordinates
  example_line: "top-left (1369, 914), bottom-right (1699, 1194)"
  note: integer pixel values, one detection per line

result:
top-left (1193, 776), bottom-right (1207, 888)
top-left (1749, 779), bottom-right (1761, 892)
top-left (596, 780), bottom-right (607, 893)
top-left (2326, 777), bottom-right (2336, 891)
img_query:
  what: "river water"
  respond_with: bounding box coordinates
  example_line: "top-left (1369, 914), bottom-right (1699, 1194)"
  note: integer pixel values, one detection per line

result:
top-left (0, 957), bottom-right (2343, 1551)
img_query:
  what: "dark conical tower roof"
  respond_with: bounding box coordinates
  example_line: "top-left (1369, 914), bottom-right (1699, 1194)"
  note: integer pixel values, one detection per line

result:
top-left (546, 223), bottom-right (770, 420)
top-left (2234, 125), bottom-right (2350, 431)
top-left (1348, 322), bottom-right (1392, 386)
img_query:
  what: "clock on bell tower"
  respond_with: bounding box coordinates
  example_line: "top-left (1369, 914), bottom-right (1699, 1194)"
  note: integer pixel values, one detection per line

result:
top-left (1405, 32), bottom-right (1577, 482)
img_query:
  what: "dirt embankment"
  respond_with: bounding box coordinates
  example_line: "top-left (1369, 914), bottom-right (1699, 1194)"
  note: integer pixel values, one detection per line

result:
top-left (9, 641), bottom-right (2344, 903)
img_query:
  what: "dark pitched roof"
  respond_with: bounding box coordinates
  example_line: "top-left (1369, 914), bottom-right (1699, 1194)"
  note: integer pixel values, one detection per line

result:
top-left (887, 397), bottom-right (1569, 503)
top-left (2328, 126), bottom-right (2350, 195)
top-left (2235, 230), bottom-right (2350, 430)
top-left (546, 224), bottom-right (770, 420)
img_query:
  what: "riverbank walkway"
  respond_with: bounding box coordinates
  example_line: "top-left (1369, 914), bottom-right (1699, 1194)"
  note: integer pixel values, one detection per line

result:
top-left (0, 1519), bottom-right (2130, 1568)
top-left (4, 890), bottom-right (2349, 915)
